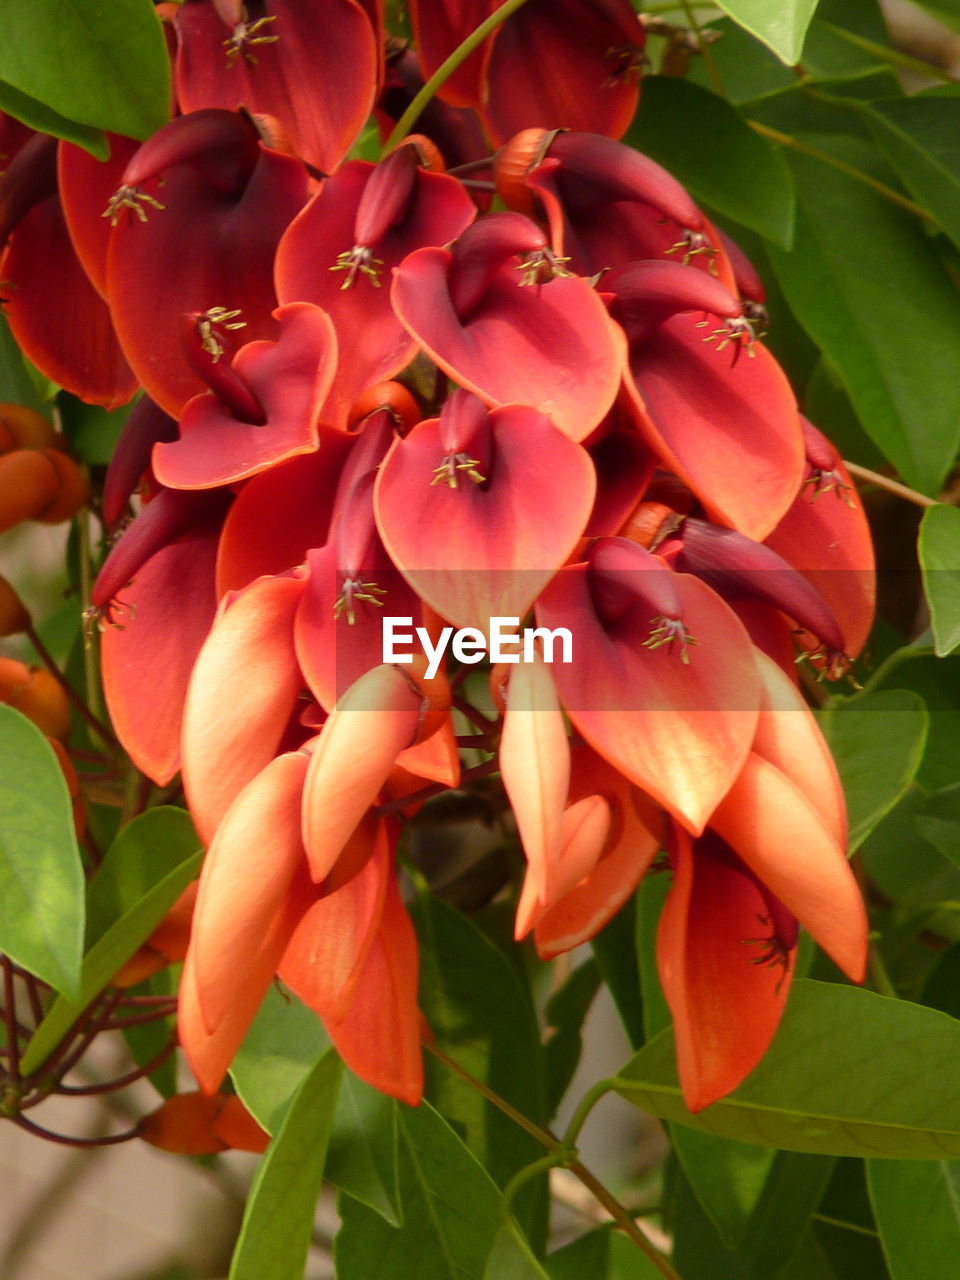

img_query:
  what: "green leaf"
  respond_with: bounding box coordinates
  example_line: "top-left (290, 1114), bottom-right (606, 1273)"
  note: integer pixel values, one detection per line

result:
top-left (483, 1218), bottom-right (551, 1280)
top-left (0, 706), bottom-right (84, 996)
top-left (764, 137), bottom-right (960, 493)
top-left (412, 896), bottom-right (547, 1242)
top-left (19, 808), bottom-right (201, 1075)
top-left (913, 785), bottom-right (960, 870)
top-left (58, 394), bottom-right (134, 467)
top-left (713, 0), bottom-right (820, 65)
top-left (0, 78), bottom-right (107, 157)
top-left (869, 1158), bottom-right (960, 1280)
top-left (671, 1127), bottom-right (775, 1249)
top-left (592, 897), bottom-right (645, 1049)
top-left (336, 1101), bottom-right (526, 1280)
top-left (83, 807), bottom-right (200, 946)
top-left (230, 983), bottom-right (331, 1134)
top-left (230, 984), bottom-right (401, 1223)
top-left (819, 690), bottom-right (929, 850)
top-left (919, 505), bottom-right (960, 657)
top-left (546, 1225), bottom-right (666, 1279)
top-left (862, 92), bottom-right (960, 256)
top-left (542, 957), bottom-right (602, 1116)
top-left (636, 873), bottom-right (671, 1042)
top-left (0, 0), bottom-right (169, 141)
top-left (626, 77), bottom-right (794, 246)
top-left (613, 979), bottom-right (960, 1158)
top-left (327, 1074), bottom-right (402, 1226)
top-left (229, 1050), bottom-right (342, 1280)
top-left (0, 316), bottom-right (48, 409)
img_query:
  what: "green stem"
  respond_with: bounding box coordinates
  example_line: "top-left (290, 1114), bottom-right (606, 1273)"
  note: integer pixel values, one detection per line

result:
top-left (76, 509), bottom-right (107, 739)
top-left (384, 0), bottom-right (534, 152)
top-left (747, 121), bottom-right (934, 222)
top-left (500, 1151), bottom-right (573, 1216)
top-left (678, 0), bottom-right (723, 94)
top-left (24, 621), bottom-right (119, 752)
top-left (844, 460), bottom-right (937, 509)
top-left (423, 1042), bottom-right (681, 1279)
top-left (560, 1078), bottom-right (615, 1150)
top-left (852, 640), bottom-right (934, 699)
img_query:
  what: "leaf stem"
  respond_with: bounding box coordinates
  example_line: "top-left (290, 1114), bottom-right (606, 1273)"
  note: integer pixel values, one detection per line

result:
top-left (843, 460), bottom-right (937, 508)
top-left (560, 1078), bottom-right (615, 1149)
top-left (747, 121), bottom-right (934, 222)
top-left (24, 621), bottom-right (120, 752)
top-left (384, 0), bottom-right (534, 151)
top-left (423, 1041), bottom-right (681, 1278)
top-left (678, 0), bottom-right (723, 94)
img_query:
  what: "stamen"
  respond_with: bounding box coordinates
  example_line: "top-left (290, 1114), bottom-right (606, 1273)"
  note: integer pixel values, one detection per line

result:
top-left (516, 246), bottom-right (573, 287)
top-left (82, 597), bottom-right (136, 644)
top-left (603, 42), bottom-right (649, 87)
top-left (223, 11), bottom-right (279, 65)
top-left (334, 577), bottom-right (387, 625)
top-left (743, 298), bottom-right (770, 340)
top-left (697, 314), bottom-right (757, 364)
top-left (803, 468), bottom-right (856, 508)
top-left (641, 615), bottom-right (699, 664)
top-left (330, 245), bottom-right (384, 289)
top-left (795, 639), bottom-right (858, 686)
top-left (430, 452), bottom-right (486, 489)
top-left (665, 227), bottom-right (717, 273)
top-left (194, 306), bottom-right (246, 362)
top-left (102, 184), bottom-right (165, 227)
top-left (741, 915), bottom-right (791, 993)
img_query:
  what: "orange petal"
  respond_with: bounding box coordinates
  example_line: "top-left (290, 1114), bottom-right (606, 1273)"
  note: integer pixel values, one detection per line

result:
top-left (320, 872), bottom-right (423, 1105)
top-left (500, 652), bottom-right (570, 907)
top-left (709, 754), bottom-right (867, 982)
top-left (300, 665), bottom-right (422, 881)
top-left (182, 570), bottom-right (307, 845)
top-left (657, 827), bottom-right (793, 1112)
top-left (279, 819), bottom-right (390, 1022)
top-left (516, 792), bottom-right (611, 939)
top-left (193, 752), bottom-right (310, 1032)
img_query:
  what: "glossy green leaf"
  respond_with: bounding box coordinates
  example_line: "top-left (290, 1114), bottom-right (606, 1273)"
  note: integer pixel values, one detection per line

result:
top-left (336, 1102), bottom-right (525, 1280)
top-left (412, 896), bottom-right (547, 1241)
top-left (0, 78), bottom-right (107, 157)
top-left (0, 706), bottom-right (84, 996)
top-left (765, 138), bottom-right (960, 493)
top-left (819, 690), bottom-right (929, 850)
top-left (919, 505), bottom-right (960, 657)
top-left (868, 1158), bottom-right (960, 1280)
top-left (613, 980), bottom-right (960, 1158)
top-left (229, 1050), bottom-right (342, 1280)
top-left (20, 808), bottom-right (201, 1075)
top-left (627, 77), bottom-right (794, 246)
top-left (862, 92), bottom-right (960, 255)
top-left (0, 0), bottom-right (169, 141)
top-left (713, 0), bottom-right (820, 64)
top-left (230, 983), bottom-right (400, 1223)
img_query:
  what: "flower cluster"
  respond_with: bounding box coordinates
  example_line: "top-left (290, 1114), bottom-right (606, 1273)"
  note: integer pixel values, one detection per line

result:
top-left (0, 0), bottom-right (875, 1114)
